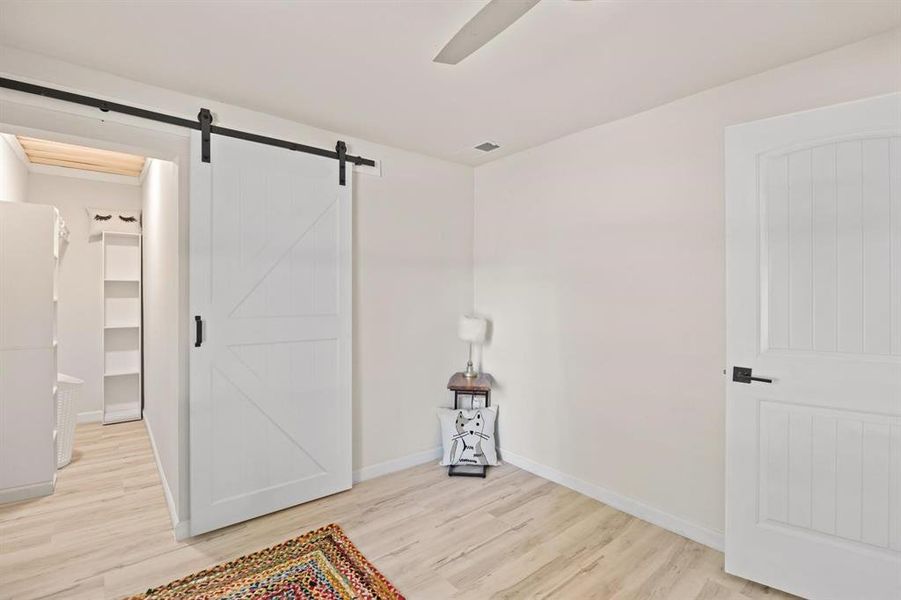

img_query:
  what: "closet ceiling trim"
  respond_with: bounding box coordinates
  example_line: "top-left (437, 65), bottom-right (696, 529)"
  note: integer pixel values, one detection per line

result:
top-left (16, 135), bottom-right (146, 177)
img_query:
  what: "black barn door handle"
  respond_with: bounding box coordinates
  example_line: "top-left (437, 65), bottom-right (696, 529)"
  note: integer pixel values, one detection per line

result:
top-left (732, 366), bottom-right (772, 384)
top-left (194, 315), bottom-right (203, 348)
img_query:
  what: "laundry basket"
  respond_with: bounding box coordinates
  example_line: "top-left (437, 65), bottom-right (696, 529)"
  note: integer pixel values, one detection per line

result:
top-left (56, 373), bottom-right (83, 468)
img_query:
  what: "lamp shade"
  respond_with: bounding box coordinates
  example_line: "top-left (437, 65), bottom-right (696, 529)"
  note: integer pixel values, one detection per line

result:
top-left (458, 315), bottom-right (487, 344)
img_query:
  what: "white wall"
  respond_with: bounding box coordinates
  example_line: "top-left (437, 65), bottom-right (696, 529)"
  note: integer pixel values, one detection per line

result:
top-left (474, 29), bottom-right (901, 545)
top-left (26, 173), bottom-right (142, 418)
top-left (0, 135), bottom-right (28, 203)
top-left (141, 158), bottom-right (181, 520)
top-left (0, 45), bottom-right (474, 527)
top-left (353, 150), bottom-right (473, 473)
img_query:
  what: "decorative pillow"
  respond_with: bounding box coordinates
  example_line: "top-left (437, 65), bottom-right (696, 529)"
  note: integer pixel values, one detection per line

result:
top-left (438, 406), bottom-right (498, 466)
top-left (87, 207), bottom-right (142, 236)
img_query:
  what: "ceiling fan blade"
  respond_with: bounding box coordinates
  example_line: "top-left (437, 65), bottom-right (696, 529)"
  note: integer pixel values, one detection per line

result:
top-left (434, 0), bottom-right (541, 65)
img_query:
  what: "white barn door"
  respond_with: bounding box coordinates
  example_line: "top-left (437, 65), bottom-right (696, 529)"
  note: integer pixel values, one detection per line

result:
top-left (189, 132), bottom-right (351, 535)
top-left (726, 94), bottom-right (901, 599)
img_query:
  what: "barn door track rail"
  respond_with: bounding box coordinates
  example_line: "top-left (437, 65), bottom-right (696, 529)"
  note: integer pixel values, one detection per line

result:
top-left (0, 77), bottom-right (374, 186)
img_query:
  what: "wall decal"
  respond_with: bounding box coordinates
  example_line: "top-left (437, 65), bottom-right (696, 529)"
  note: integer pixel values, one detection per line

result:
top-left (86, 207), bottom-right (142, 236)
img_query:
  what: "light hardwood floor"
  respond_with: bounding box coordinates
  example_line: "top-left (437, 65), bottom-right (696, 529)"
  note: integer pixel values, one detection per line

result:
top-left (0, 422), bottom-right (794, 600)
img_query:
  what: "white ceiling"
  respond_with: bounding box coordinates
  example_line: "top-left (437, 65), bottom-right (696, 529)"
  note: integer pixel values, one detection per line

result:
top-left (0, 1), bottom-right (898, 165)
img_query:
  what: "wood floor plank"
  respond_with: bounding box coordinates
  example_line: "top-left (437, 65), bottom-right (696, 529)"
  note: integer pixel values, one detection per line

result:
top-left (0, 422), bottom-right (796, 599)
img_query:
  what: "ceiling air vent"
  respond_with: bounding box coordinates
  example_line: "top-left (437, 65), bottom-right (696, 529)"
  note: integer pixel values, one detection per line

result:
top-left (474, 141), bottom-right (500, 152)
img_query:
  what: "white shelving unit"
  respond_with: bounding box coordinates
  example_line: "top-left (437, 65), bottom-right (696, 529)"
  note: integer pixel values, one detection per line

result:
top-left (101, 232), bottom-right (142, 424)
top-left (0, 203), bottom-right (59, 502)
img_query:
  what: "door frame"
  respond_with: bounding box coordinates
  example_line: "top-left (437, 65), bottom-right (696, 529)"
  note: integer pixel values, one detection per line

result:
top-left (0, 91), bottom-right (193, 538)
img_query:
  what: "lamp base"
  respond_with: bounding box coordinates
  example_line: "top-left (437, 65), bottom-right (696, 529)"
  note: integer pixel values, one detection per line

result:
top-left (463, 361), bottom-right (478, 378)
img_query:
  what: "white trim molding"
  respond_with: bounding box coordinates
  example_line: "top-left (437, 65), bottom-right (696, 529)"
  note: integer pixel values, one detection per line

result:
top-left (76, 410), bottom-right (102, 424)
top-left (352, 446), bottom-right (442, 484)
top-left (143, 415), bottom-right (190, 540)
top-left (0, 479), bottom-right (55, 504)
top-left (29, 162), bottom-right (144, 186)
top-left (500, 448), bottom-right (725, 552)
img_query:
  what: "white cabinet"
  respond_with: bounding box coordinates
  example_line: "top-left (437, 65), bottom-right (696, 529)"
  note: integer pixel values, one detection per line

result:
top-left (101, 232), bottom-right (142, 423)
top-left (0, 203), bottom-right (59, 503)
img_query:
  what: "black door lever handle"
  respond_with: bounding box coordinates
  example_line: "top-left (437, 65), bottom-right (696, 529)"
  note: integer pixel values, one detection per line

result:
top-left (732, 366), bottom-right (772, 384)
top-left (195, 315), bottom-right (203, 348)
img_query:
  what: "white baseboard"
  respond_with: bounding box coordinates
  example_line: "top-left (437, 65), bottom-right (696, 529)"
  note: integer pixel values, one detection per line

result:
top-left (143, 414), bottom-right (190, 540)
top-left (103, 407), bottom-right (141, 424)
top-left (173, 519), bottom-right (191, 540)
top-left (0, 480), bottom-right (55, 504)
top-left (500, 448), bottom-right (724, 552)
top-left (76, 410), bottom-right (102, 424)
top-left (353, 446), bottom-right (442, 484)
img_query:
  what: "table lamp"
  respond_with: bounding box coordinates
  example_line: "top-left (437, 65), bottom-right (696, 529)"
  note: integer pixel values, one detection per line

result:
top-left (458, 315), bottom-right (487, 378)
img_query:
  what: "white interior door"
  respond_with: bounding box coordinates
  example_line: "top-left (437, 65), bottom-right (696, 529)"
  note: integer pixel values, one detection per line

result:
top-left (726, 94), bottom-right (901, 600)
top-left (189, 132), bottom-right (351, 535)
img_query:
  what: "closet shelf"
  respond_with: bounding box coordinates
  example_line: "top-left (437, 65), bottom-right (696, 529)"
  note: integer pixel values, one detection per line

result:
top-left (104, 369), bottom-right (140, 378)
top-left (102, 231), bottom-right (142, 425)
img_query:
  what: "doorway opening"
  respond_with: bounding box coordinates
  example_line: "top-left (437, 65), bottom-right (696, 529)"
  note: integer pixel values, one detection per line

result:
top-left (0, 107), bottom-right (189, 537)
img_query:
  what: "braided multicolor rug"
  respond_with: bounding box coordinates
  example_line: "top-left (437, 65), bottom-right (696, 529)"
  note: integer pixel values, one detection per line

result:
top-left (128, 523), bottom-right (404, 599)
